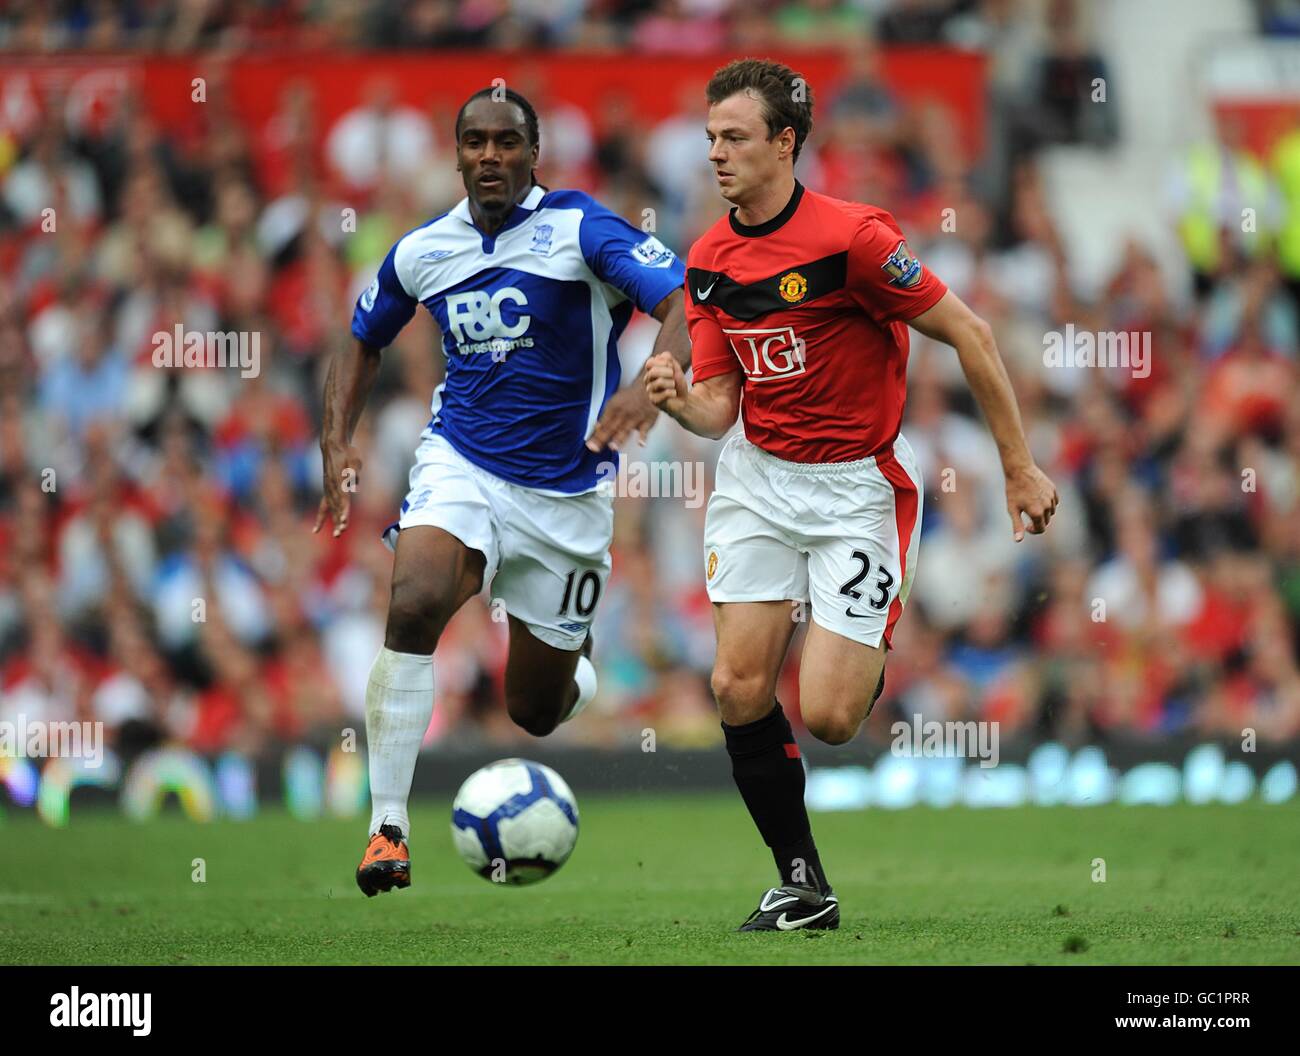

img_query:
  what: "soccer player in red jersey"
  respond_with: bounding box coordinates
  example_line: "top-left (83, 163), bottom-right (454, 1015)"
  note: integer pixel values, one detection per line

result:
top-left (645, 59), bottom-right (1059, 931)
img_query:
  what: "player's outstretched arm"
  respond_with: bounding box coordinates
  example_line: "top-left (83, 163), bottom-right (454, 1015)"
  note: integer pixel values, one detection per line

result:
top-left (907, 289), bottom-right (1059, 541)
top-left (642, 351), bottom-right (740, 440)
top-left (314, 336), bottom-right (382, 538)
top-left (587, 289), bottom-right (689, 452)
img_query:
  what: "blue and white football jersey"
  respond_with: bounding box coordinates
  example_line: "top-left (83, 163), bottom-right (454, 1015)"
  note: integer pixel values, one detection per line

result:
top-left (351, 185), bottom-right (685, 493)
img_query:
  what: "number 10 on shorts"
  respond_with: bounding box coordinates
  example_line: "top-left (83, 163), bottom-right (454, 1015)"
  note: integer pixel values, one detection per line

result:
top-left (558, 569), bottom-right (602, 617)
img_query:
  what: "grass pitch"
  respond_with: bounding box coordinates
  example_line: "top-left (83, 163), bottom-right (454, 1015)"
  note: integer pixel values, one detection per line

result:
top-left (2, 795), bottom-right (1298, 965)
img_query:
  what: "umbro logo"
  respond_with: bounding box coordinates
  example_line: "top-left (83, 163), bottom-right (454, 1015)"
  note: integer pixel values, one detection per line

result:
top-left (420, 248), bottom-right (456, 261)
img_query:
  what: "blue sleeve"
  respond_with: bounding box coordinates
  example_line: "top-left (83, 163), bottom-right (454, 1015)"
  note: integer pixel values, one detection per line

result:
top-left (576, 197), bottom-right (685, 315)
top-left (350, 241), bottom-right (417, 348)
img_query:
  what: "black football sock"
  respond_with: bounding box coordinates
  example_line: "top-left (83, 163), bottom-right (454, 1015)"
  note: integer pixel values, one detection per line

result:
top-left (722, 701), bottom-right (829, 894)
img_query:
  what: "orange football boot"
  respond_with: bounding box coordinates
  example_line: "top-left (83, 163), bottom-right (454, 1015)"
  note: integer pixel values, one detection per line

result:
top-left (356, 823), bottom-right (410, 897)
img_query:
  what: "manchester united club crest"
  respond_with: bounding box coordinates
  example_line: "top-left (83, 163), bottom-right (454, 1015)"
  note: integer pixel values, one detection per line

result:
top-left (777, 271), bottom-right (807, 303)
top-left (881, 240), bottom-right (922, 288)
top-left (707, 550), bottom-right (718, 580)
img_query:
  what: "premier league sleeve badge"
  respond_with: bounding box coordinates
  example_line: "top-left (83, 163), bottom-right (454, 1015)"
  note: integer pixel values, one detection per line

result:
top-left (881, 239), bottom-right (923, 288)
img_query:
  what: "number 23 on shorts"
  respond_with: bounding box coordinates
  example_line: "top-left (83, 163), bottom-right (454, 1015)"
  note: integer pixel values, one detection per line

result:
top-left (838, 548), bottom-right (894, 619)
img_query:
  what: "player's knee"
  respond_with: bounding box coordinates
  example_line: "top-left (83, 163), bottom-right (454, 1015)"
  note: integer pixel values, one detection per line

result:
top-left (804, 708), bottom-right (861, 746)
top-left (710, 665), bottom-right (773, 722)
top-left (506, 691), bottom-right (566, 738)
top-left (385, 577), bottom-right (461, 653)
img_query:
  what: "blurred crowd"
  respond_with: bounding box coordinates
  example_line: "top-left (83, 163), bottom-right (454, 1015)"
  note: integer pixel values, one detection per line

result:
top-left (1, 0), bottom-right (1299, 763)
top-left (0, 0), bottom-right (1205, 54)
top-left (4, 0), bottom-right (1300, 52)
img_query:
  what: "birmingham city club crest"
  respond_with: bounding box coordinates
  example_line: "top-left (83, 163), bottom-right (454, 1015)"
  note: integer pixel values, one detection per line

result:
top-left (530, 223), bottom-right (554, 255)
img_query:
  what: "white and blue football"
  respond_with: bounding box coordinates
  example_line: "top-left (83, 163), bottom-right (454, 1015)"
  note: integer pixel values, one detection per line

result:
top-left (450, 759), bottom-right (579, 884)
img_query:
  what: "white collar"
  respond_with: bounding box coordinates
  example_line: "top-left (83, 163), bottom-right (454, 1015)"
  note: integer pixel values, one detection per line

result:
top-left (450, 184), bottom-right (546, 223)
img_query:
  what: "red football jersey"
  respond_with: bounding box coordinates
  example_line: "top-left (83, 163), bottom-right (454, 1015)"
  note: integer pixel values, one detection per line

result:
top-left (687, 182), bottom-right (948, 463)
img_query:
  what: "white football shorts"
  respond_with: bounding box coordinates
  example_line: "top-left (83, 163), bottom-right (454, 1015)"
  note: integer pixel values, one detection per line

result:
top-left (382, 432), bottom-right (613, 651)
top-left (703, 432), bottom-right (923, 649)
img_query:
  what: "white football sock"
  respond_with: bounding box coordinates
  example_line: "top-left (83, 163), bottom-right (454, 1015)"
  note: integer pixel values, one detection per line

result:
top-left (365, 646), bottom-right (435, 839)
top-left (562, 655), bottom-right (598, 724)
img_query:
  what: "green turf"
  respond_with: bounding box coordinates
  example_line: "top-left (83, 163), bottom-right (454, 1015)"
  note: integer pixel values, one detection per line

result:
top-left (2, 795), bottom-right (1298, 964)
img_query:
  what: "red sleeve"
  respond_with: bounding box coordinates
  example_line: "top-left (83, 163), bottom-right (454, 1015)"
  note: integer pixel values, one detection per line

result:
top-left (686, 279), bottom-right (739, 383)
top-left (846, 212), bottom-right (948, 325)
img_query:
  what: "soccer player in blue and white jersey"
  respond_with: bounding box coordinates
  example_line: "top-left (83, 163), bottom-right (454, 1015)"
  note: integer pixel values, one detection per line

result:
top-left (315, 88), bottom-right (689, 897)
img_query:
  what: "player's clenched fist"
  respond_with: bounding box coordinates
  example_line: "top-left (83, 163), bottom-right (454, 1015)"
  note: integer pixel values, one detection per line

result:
top-left (643, 351), bottom-right (687, 414)
top-left (1005, 463), bottom-right (1060, 542)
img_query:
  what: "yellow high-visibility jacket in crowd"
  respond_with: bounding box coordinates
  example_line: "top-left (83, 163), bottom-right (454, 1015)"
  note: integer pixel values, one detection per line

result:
top-left (1273, 128), bottom-right (1300, 279)
top-left (1177, 142), bottom-right (1271, 274)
